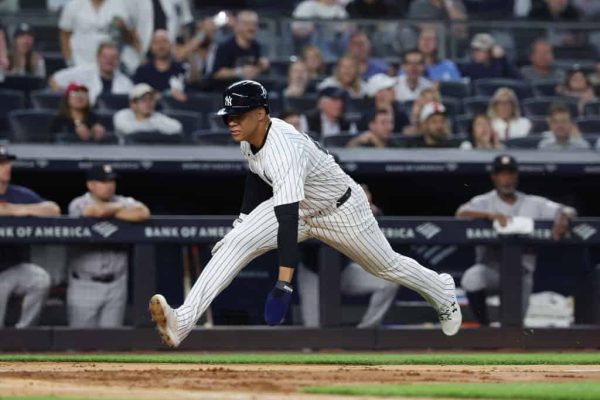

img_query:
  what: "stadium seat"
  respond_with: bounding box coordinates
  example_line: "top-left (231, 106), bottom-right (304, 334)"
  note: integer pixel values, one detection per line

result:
top-left (529, 116), bottom-right (549, 134)
top-left (31, 90), bottom-right (63, 110)
top-left (505, 137), bottom-right (541, 149)
top-left (123, 131), bottom-right (185, 144)
top-left (8, 109), bottom-right (55, 143)
top-left (161, 92), bottom-right (216, 113)
top-left (442, 98), bottom-right (461, 119)
top-left (583, 101), bottom-right (600, 117)
top-left (283, 94), bottom-right (318, 113)
top-left (532, 79), bottom-right (560, 97)
top-left (474, 78), bottom-right (534, 99)
top-left (454, 115), bottom-right (472, 135)
top-left (194, 129), bottom-right (235, 145)
top-left (54, 131), bottom-right (119, 144)
top-left (0, 89), bottom-right (26, 136)
top-left (163, 110), bottom-right (204, 140)
top-left (553, 45), bottom-right (599, 61)
top-left (462, 96), bottom-right (490, 115)
top-left (576, 117), bottom-right (600, 134)
top-left (96, 94), bottom-right (129, 112)
top-left (522, 97), bottom-right (578, 118)
top-left (95, 111), bottom-right (115, 132)
top-left (267, 58), bottom-right (291, 77)
top-left (439, 80), bottom-right (470, 99)
top-left (43, 52), bottom-right (67, 76)
top-left (322, 133), bottom-right (354, 147)
top-left (0, 76), bottom-right (47, 106)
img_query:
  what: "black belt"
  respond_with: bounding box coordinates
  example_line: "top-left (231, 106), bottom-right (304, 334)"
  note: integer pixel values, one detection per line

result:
top-left (336, 187), bottom-right (351, 208)
top-left (72, 272), bottom-right (116, 283)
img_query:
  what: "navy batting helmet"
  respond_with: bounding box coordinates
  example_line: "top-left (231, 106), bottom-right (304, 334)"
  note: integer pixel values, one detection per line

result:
top-left (216, 80), bottom-right (270, 117)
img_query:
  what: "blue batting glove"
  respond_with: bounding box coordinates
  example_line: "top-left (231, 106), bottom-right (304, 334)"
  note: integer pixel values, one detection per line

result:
top-left (264, 280), bottom-right (293, 326)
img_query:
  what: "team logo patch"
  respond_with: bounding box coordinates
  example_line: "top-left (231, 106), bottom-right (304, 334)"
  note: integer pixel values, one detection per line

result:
top-left (225, 96), bottom-right (232, 106)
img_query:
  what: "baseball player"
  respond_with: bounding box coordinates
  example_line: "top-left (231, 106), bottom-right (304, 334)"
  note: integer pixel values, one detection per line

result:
top-left (0, 146), bottom-right (60, 328)
top-left (149, 80), bottom-right (461, 347)
top-left (456, 154), bottom-right (576, 326)
top-left (68, 164), bottom-right (150, 327)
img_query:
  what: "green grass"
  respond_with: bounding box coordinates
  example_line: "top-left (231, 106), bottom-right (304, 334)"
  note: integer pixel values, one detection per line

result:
top-left (0, 398), bottom-right (112, 400)
top-left (0, 353), bottom-right (598, 365)
top-left (303, 382), bottom-right (600, 399)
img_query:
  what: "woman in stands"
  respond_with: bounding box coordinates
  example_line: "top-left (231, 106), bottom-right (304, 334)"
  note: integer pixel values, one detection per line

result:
top-left (461, 114), bottom-right (502, 150)
top-left (301, 45), bottom-right (326, 80)
top-left (50, 83), bottom-right (106, 143)
top-left (8, 23), bottom-right (45, 77)
top-left (557, 66), bottom-right (597, 114)
top-left (284, 60), bottom-right (314, 98)
top-left (318, 55), bottom-right (367, 98)
top-left (403, 87), bottom-right (441, 135)
top-left (487, 87), bottom-right (532, 140)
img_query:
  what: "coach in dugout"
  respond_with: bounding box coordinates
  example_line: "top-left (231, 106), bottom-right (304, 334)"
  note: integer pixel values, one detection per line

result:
top-left (456, 154), bottom-right (576, 326)
top-left (67, 164), bottom-right (150, 328)
top-left (0, 146), bottom-right (60, 328)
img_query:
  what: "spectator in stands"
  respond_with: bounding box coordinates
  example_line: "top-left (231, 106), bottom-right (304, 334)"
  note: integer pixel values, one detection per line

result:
top-left (346, 31), bottom-right (389, 81)
top-left (520, 39), bottom-right (564, 81)
top-left (8, 23), bottom-right (45, 77)
top-left (456, 154), bottom-right (576, 326)
top-left (487, 87), bottom-right (532, 140)
top-left (283, 60), bottom-right (313, 98)
top-left (395, 49), bottom-right (433, 102)
top-left (67, 164), bottom-right (150, 328)
top-left (347, 109), bottom-right (394, 148)
top-left (589, 59), bottom-right (600, 85)
top-left (302, 45), bottom-right (326, 79)
top-left (114, 83), bottom-right (182, 138)
top-left (123, 0), bottom-right (193, 73)
top-left (50, 41), bottom-right (134, 106)
top-left (59, 0), bottom-right (139, 67)
top-left (363, 73), bottom-right (409, 133)
top-left (318, 55), bottom-right (367, 98)
top-left (404, 87), bottom-right (441, 135)
top-left (556, 66), bottom-right (597, 114)
top-left (528, 0), bottom-right (580, 21)
top-left (408, 0), bottom-right (467, 21)
top-left (346, 0), bottom-right (401, 18)
top-left (176, 17), bottom-right (217, 89)
top-left (460, 114), bottom-right (502, 150)
top-left (573, 0), bottom-right (600, 20)
top-left (305, 86), bottom-right (354, 137)
top-left (459, 33), bottom-right (522, 81)
top-left (538, 104), bottom-right (590, 150)
top-left (211, 10), bottom-right (269, 84)
top-left (0, 146), bottom-right (59, 328)
top-left (0, 21), bottom-right (8, 73)
top-left (50, 83), bottom-right (107, 143)
top-left (298, 183), bottom-right (398, 328)
top-left (133, 30), bottom-right (186, 103)
top-left (408, 102), bottom-right (455, 147)
top-left (417, 27), bottom-right (461, 82)
top-left (280, 109), bottom-right (308, 133)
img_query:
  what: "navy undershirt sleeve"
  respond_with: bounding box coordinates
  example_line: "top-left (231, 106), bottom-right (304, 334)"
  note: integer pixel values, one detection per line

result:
top-left (274, 201), bottom-right (299, 268)
top-left (240, 171), bottom-right (272, 215)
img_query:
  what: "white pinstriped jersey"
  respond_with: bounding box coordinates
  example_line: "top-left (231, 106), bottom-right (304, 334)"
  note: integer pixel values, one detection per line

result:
top-left (240, 118), bottom-right (352, 217)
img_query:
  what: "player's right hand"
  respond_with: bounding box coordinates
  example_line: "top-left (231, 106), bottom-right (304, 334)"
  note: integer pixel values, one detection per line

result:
top-left (211, 214), bottom-right (246, 255)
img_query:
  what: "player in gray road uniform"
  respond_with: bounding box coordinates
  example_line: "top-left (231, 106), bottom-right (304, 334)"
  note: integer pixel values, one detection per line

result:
top-left (68, 164), bottom-right (150, 328)
top-left (149, 80), bottom-right (461, 348)
top-left (456, 154), bottom-right (576, 326)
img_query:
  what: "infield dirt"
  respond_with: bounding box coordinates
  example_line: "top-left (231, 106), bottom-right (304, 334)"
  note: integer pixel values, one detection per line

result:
top-left (0, 362), bottom-right (599, 399)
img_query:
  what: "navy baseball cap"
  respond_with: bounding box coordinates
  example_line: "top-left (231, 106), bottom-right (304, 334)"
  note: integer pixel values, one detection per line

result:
top-left (13, 23), bottom-right (33, 39)
top-left (0, 145), bottom-right (16, 161)
top-left (492, 154), bottom-right (518, 173)
top-left (87, 164), bottom-right (118, 181)
top-left (318, 86), bottom-right (347, 99)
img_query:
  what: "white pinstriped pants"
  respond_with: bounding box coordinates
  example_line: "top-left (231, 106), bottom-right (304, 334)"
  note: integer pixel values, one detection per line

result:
top-left (175, 182), bottom-right (454, 341)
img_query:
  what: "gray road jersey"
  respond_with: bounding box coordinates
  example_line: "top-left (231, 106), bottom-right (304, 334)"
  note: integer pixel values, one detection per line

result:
top-left (457, 190), bottom-right (562, 270)
top-left (240, 117), bottom-right (352, 217)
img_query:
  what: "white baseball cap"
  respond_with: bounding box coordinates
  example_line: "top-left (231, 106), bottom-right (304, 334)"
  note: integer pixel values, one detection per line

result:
top-left (419, 102), bottom-right (446, 123)
top-left (366, 73), bottom-right (397, 97)
top-left (470, 33), bottom-right (495, 51)
top-left (129, 83), bottom-right (155, 100)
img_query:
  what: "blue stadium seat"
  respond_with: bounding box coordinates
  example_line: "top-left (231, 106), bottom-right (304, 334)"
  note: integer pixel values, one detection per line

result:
top-left (442, 98), bottom-right (461, 119)
top-left (474, 78), bottom-right (534, 99)
top-left (462, 96), bottom-right (490, 116)
top-left (43, 52), bottom-right (67, 76)
top-left (322, 133), bottom-right (354, 147)
top-left (123, 131), bottom-right (185, 144)
top-left (576, 117), bottom-right (600, 134)
top-left (194, 129), bottom-right (235, 145)
top-left (454, 115), bottom-right (472, 135)
top-left (439, 80), bottom-right (470, 99)
top-left (54, 131), bottom-right (119, 144)
top-left (161, 92), bottom-right (217, 113)
top-left (0, 89), bottom-right (26, 136)
top-left (532, 79), bottom-right (560, 97)
top-left (529, 116), bottom-right (549, 134)
top-left (522, 97), bottom-right (578, 118)
top-left (163, 110), bottom-right (204, 141)
top-left (31, 90), bottom-right (63, 110)
top-left (283, 94), bottom-right (318, 113)
top-left (96, 94), bottom-right (129, 112)
top-left (0, 75), bottom-right (47, 95)
top-left (8, 109), bottom-right (55, 143)
top-left (583, 101), bottom-right (600, 117)
top-left (95, 111), bottom-right (115, 132)
top-left (505, 137), bottom-right (541, 149)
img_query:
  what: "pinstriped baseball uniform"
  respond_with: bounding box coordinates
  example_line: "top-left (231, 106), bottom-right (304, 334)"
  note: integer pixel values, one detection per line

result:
top-left (174, 118), bottom-right (454, 340)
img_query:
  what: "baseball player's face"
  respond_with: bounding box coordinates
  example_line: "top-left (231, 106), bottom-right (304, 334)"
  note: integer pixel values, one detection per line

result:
top-left (87, 180), bottom-right (116, 201)
top-left (492, 170), bottom-right (518, 196)
top-left (0, 160), bottom-right (11, 184)
top-left (224, 109), bottom-right (263, 144)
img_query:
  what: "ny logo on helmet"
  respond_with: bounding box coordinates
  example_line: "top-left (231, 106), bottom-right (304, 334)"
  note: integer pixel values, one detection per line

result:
top-left (225, 96), bottom-right (232, 106)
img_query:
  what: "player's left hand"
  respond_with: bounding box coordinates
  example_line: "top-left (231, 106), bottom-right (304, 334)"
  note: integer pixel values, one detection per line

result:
top-left (264, 280), bottom-right (293, 326)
